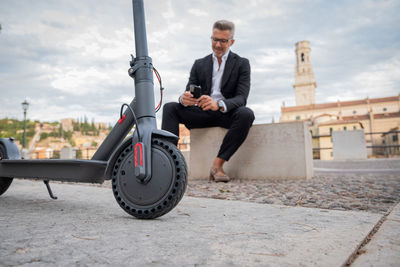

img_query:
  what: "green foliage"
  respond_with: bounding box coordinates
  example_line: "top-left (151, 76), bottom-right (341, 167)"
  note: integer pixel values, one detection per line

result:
top-left (69, 140), bottom-right (76, 147)
top-left (64, 131), bottom-right (73, 141)
top-left (0, 118), bottom-right (35, 144)
top-left (72, 116), bottom-right (99, 136)
top-left (1, 117), bottom-right (102, 145)
top-left (48, 131), bottom-right (58, 138)
top-left (40, 130), bottom-right (73, 141)
top-left (73, 122), bottom-right (80, 131)
top-left (27, 129), bottom-right (35, 137)
top-left (40, 132), bottom-right (49, 140)
top-left (52, 151), bottom-right (60, 159)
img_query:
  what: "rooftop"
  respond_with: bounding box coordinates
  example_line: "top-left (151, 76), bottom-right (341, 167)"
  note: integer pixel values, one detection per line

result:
top-left (282, 95), bottom-right (400, 113)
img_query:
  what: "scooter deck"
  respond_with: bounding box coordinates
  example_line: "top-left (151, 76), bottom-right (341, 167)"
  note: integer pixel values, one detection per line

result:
top-left (0, 159), bottom-right (107, 183)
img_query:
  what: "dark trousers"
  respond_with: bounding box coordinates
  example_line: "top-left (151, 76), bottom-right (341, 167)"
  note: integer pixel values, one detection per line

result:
top-left (162, 102), bottom-right (255, 161)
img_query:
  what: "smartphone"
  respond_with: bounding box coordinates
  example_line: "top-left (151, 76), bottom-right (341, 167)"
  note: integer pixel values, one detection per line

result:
top-left (189, 85), bottom-right (202, 99)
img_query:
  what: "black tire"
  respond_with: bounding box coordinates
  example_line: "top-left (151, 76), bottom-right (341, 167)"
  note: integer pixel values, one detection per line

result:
top-left (112, 138), bottom-right (187, 219)
top-left (0, 144), bottom-right (13, 196)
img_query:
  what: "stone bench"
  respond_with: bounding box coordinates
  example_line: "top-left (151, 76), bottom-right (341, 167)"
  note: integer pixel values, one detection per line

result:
top-left (188, 122), bottom-right (313, 180)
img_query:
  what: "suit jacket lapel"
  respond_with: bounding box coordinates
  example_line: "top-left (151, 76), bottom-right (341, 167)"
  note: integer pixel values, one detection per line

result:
top-left (221, 52), bottom-right (236, 90)
top-left (205, 54), bottom-right (213, 94)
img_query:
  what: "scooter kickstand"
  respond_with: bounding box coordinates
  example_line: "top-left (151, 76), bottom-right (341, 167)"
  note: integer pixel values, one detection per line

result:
top-left (43, 180), bottom-right (58, 200)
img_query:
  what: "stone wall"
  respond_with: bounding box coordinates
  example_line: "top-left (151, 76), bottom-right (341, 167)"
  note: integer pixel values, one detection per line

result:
top-left (332, 130), bottom-right (367, 160)
top-left (189, 122), bottom-right (313, 180)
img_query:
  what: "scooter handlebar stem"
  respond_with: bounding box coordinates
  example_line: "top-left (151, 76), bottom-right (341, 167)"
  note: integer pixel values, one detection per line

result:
top-left (132, 0), bottom-right (148, 58)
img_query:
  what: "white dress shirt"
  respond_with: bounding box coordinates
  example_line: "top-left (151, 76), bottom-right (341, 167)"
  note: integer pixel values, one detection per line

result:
top-left (211, 50), bottom-right (229, 112)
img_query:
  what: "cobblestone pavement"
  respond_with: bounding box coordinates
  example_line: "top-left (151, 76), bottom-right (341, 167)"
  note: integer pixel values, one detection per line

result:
top-left (185, 173), bottom-right (400, 214)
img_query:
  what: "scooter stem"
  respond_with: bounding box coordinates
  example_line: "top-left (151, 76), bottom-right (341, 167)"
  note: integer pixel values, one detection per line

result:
top-left (129, 0), bottom-right (157, 182)
top-left (131, 0), bottom-right (156, 121)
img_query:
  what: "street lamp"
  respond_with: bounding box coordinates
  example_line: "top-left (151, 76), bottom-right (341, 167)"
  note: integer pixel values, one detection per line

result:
top-left (21, 100), bottom-right (29, 148)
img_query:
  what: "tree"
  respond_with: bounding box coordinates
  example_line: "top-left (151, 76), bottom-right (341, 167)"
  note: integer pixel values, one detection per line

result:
top-left (64, 131), bottom-right (72, 141)
top-left (40, 132), bottom-right (49, 141)
top-left (59, 123), bottom-right (63, 138)
top-left (52, 151), bottom-right (60, 159)
top-left (69, 140), bottom-right (76, 147)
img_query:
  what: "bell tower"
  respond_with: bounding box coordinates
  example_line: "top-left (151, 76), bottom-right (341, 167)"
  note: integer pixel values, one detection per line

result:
top-left (294, 41), bottom-right (316, 106)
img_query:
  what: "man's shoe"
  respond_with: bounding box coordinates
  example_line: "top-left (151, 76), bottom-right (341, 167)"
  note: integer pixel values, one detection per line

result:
top-left (209, 169), bottom-right (230, 182)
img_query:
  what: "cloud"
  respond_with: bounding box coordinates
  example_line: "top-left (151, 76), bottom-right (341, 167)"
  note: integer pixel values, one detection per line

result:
top-left (188, 8), bottom-right (208, 17)
top-left (321, 57), bottom-right (400, 102)
top-left (49, 67), bottom-right (109, 95)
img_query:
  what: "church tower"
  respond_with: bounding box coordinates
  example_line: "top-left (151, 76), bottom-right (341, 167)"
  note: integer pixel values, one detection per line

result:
top-left (294, 41), bottom-right (317, 106)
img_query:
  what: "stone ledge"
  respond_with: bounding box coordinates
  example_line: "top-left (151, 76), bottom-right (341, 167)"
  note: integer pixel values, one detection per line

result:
top-left (189, 122), bottom-right (313, 180)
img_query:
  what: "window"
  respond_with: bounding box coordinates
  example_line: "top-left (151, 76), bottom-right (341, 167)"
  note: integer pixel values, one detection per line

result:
top-left (383, 107), bottom-right (387, 112)
top-left (296, 115), bottom-right (301, 120)
top-left (353, 126), bottom-right (357, 130)
top-left (301, 53), bottom-right (305, 62)
top-left (344, 126), bottom-right (347, 131)
top-left (394, 135), bottom-right (399, 142)
top-left (329, 128), bottom-right (333, 134)
top-left (353, 110), bottom-right (357, 114)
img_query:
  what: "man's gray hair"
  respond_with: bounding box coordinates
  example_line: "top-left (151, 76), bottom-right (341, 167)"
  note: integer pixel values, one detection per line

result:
top-left (213, 20), bottom-right (235, 38)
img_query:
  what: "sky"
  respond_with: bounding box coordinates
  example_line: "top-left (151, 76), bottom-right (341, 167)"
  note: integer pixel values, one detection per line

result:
top-left (0, 0), bottom-right (399, 126)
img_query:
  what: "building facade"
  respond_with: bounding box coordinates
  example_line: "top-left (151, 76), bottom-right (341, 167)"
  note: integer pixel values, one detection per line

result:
top-left (281, 41), bottom-right (400, 159)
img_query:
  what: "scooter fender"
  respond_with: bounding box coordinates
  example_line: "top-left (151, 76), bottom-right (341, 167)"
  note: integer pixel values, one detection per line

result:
top-left (151, 129), bottom-right (178, 143)
top-left (104, 129), bottom-right (178, 180)
top-left (0, 138), bottom-right (21, 160)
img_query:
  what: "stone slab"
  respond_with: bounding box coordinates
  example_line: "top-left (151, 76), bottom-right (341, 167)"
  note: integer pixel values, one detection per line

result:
top-left (60, 147), bottom-right (76, 159)
top-left (181, 150), bottom-right (190, 168)
top-left (352, 203), bottom-right (400, 267)
top-left (314, 158), bottom-right (400, 170)
top-left (190, 122), bottom-right (313, 180)
top-left (332, 130), bottom-right (367, 160)
top-left (314, 159), bottom-right (400, 175)
top-left (0, 179), bottom-right (382, 266)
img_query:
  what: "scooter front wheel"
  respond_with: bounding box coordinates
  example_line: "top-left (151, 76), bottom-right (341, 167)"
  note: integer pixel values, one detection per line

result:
top-left (0, 144), bottom-right (13, 196)
top-left (112, 138), bottom-right (187, 219)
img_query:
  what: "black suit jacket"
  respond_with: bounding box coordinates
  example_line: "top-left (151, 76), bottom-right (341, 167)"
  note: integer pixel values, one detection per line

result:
top-left (185, 51), bottom-right (251, 112)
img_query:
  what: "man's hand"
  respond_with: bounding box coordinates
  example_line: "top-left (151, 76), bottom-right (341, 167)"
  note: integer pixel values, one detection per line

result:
top-left (181, 91), bottom-right (199, 106)
top-left (198, 95), bottom-right (219, 111)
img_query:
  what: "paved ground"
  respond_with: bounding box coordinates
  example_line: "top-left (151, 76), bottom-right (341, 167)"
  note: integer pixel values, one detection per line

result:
top-left (352, 203), bottom-right (400, 267)
top-left (0, 178), bottom-right (399, 266)
top-left (186, 172), bottom-right (400, 215)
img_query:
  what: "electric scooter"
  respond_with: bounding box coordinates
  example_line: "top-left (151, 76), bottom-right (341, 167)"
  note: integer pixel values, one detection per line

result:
top-left (0, 0), bottom-right (188, 219)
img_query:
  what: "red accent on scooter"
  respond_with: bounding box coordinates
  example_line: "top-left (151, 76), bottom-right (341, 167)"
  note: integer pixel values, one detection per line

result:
top-left (134, 143), bottom-right (143, 167)
top-left (118, 115), bottom-right (126, 124)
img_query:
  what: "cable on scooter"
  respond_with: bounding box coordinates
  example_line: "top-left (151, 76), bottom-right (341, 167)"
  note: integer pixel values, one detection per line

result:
top-left (118, 66), bottom-right (162, 142)
top-left (119, 103), bottom-right (142, 142)
top-left (153, 67), bottom-right (164, 113)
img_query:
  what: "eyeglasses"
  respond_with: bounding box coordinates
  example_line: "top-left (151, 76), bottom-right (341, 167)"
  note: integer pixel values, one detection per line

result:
top-left (210, 37), bottom-right (232, 44)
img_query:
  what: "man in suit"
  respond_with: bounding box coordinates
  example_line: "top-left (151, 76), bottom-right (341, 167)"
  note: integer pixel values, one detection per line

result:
top-left (162, 20), bottom-right (254, 182)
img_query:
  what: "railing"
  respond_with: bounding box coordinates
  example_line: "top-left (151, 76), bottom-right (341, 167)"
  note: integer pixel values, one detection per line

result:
top-left (312, 130), bottom-right (400, 159)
